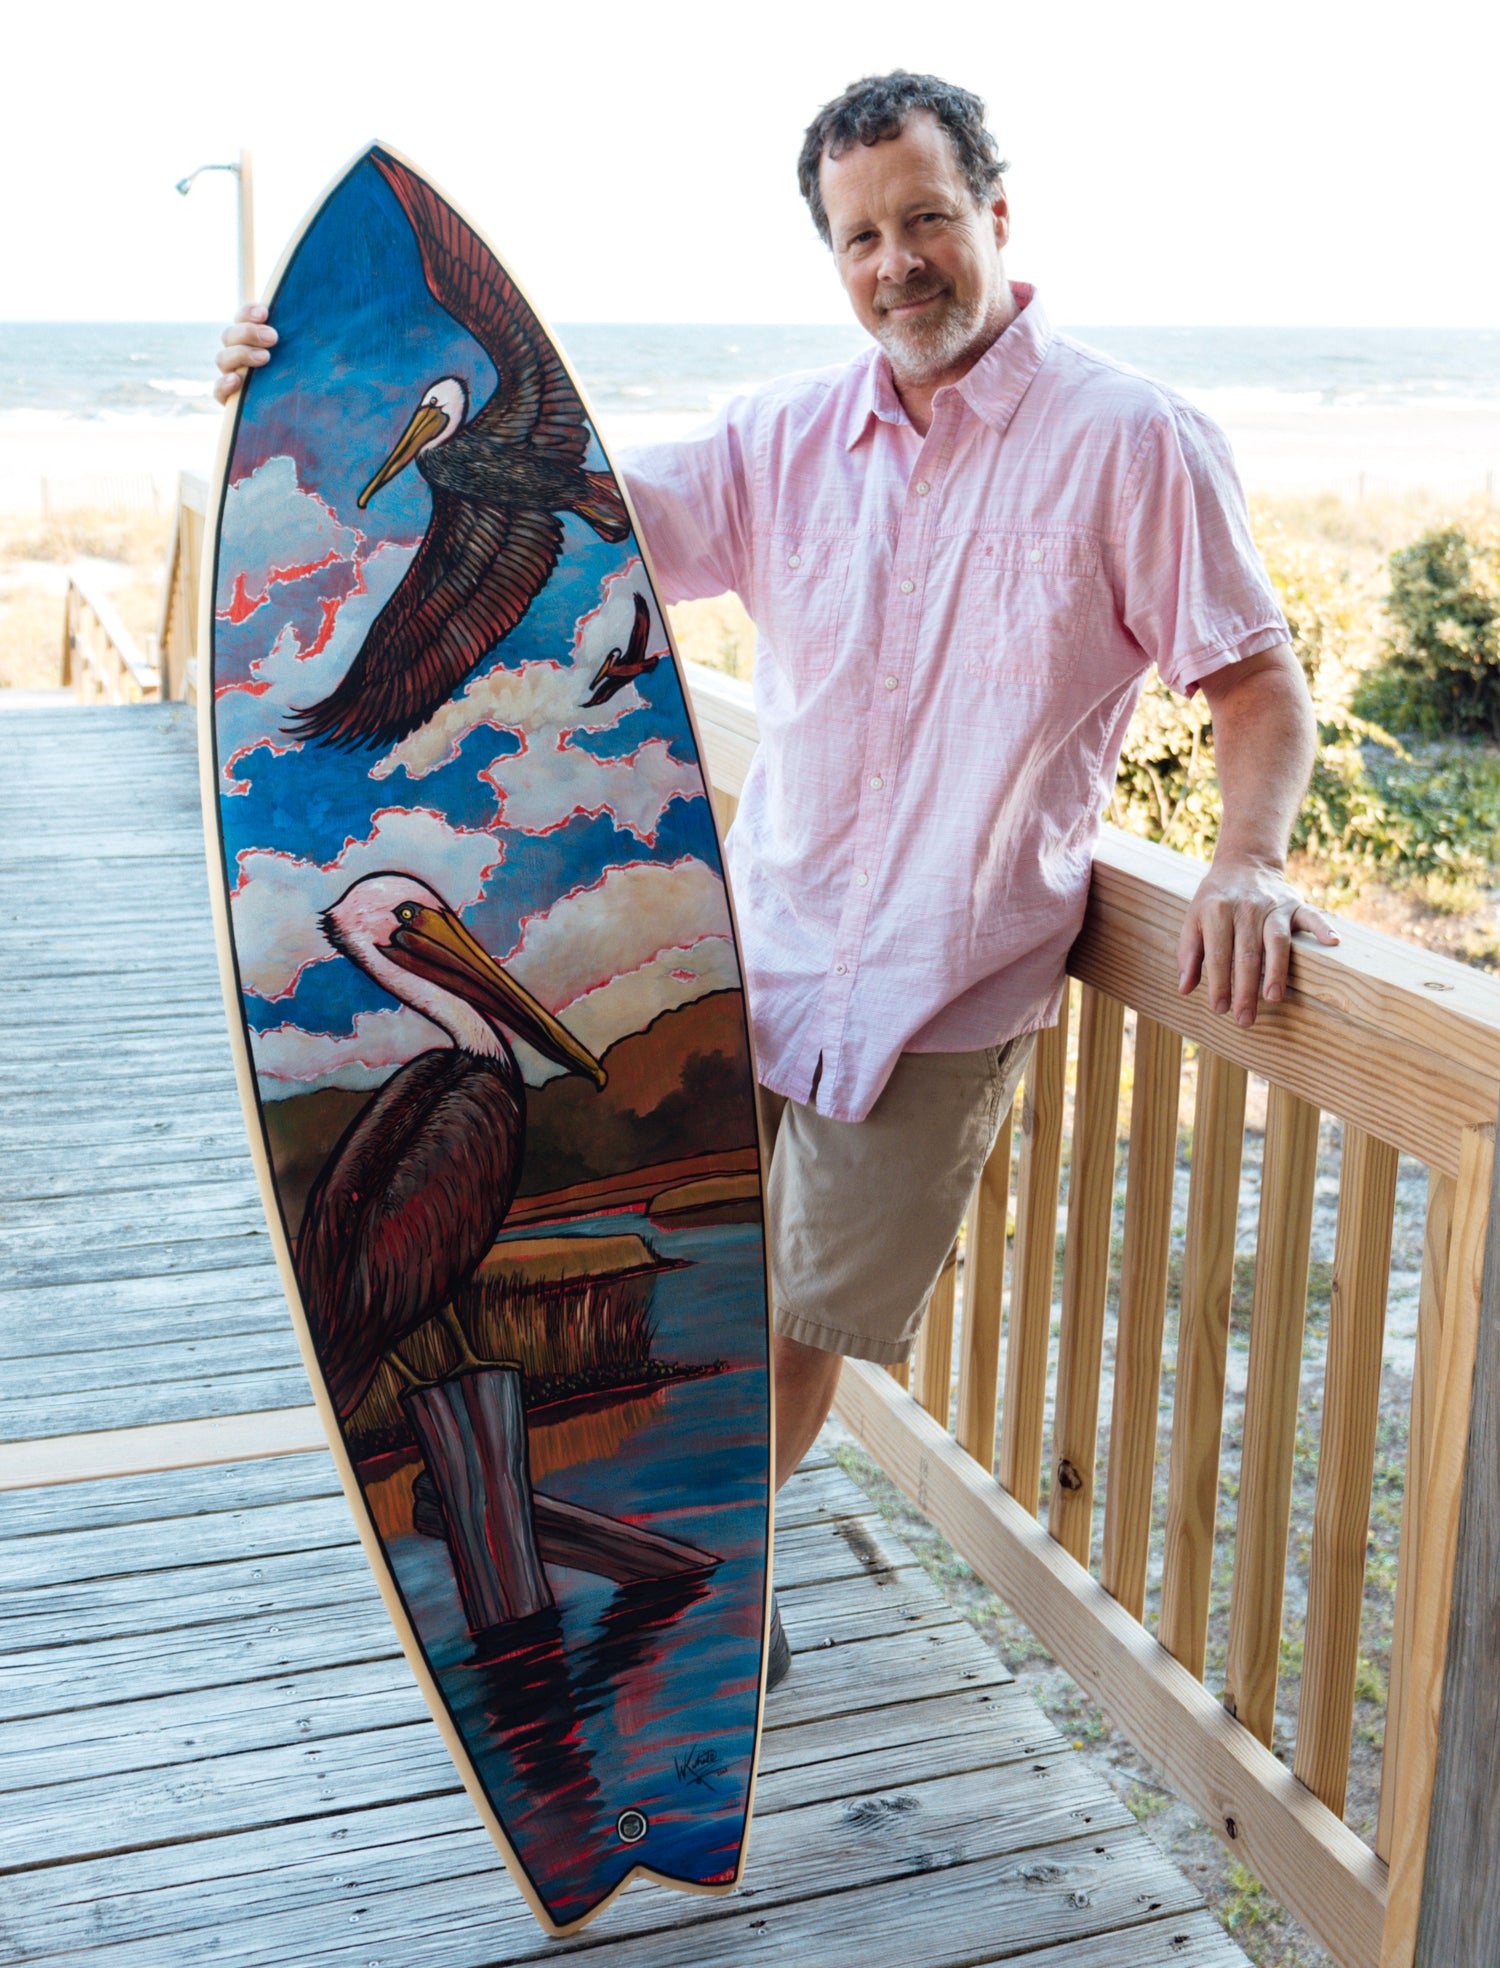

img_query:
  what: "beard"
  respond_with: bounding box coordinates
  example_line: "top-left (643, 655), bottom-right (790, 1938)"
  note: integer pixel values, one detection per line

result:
top-left (872, 276), bottom-right (992, 383)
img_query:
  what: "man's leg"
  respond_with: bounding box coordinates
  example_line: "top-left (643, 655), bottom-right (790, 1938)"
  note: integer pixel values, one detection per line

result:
top-left (773, 1331), bottom-right (844, 1491)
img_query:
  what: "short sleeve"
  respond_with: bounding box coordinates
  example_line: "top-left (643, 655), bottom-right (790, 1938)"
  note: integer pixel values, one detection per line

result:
top-left (617, 399), bottom-right (755, 606)
top-left (1117, 398), bottom-right (1288, 695)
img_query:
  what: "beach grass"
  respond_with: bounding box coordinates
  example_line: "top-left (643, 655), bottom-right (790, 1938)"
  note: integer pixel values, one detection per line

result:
top-left (0, 505), bottom-right (170, 690)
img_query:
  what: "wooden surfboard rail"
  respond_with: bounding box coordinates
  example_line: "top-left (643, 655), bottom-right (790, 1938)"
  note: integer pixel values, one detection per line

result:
top-left (186, 145), bottom-right (774, 1940)
top-left (687, 656), bottom-right (1500, 1968)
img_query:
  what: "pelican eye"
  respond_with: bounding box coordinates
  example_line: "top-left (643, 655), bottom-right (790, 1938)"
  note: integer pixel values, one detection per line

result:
top-left (396, 902), bottom-right (421, 924)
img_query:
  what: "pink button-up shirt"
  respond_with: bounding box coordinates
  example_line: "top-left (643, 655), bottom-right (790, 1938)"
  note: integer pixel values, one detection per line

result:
top-left (623, 286), bottom-right (1288, 1122)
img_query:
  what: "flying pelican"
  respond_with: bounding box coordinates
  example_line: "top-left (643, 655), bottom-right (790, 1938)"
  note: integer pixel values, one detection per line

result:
top-left (287, 149), bottom-right (631, 753)
top-left (583, 593), bottom-right (662, 708)
top-left (294, 871), bottom-right (607, 1421)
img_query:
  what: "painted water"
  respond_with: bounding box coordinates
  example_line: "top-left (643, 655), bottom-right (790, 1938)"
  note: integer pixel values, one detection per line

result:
top-left (385, 1213), bottom-right (769, 1927)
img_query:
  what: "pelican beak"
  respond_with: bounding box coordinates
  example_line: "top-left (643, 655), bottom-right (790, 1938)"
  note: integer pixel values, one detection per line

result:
top-left (386, 906), bottom-right (608, 1088)
top-left (358, 401), bottom-right (450, 509)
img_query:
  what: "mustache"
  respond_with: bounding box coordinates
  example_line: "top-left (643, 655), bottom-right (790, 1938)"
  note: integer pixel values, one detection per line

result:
top-left (874, 277), bottom-right (952, 315)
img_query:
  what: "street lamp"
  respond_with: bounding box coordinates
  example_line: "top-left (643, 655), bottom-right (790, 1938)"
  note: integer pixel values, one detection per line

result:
top-left (176, 149), bottom-right (256, 306)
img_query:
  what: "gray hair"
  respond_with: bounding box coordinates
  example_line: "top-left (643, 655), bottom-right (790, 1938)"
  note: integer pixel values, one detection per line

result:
top-left (797, 71), bottom-right (1009, 246)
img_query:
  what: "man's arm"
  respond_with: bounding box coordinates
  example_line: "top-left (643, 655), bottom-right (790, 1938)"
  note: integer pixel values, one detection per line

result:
top-left (1178, 642), bottom-right (1339, 1026)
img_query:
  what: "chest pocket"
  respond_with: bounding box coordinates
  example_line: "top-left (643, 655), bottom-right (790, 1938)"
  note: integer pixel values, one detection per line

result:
top-left (757, 533), bottom-right (856, 683)
top-left (956, 530), bottom-right (1100, 691)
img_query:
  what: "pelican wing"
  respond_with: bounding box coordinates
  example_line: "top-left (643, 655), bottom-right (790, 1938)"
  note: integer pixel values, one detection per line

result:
top-left (626, 590), bottom-right (652, 666)
top-left (296, 1049), bottom-right (522, 1420)
top-left (286, 493), bottom-right (562, 749)
top-left (371, 150), bottom-right (591, 464)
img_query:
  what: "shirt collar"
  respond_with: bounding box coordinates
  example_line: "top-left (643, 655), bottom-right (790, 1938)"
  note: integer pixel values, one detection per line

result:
top-left (841, 281), bottom-right (1052, 450)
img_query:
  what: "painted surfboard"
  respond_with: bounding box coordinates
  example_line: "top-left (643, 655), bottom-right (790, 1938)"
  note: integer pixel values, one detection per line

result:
top-left (198, 142), bottom-right (772, 1937)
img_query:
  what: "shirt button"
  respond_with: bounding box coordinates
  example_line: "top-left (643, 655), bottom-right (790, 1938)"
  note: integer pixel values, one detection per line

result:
top-left (915, 480), bottom-right (930, 496)
top-left (833, 962), bottom-right (847, 975)
top-left (1028, 548), bottom-right (1043, 563)
top-left (869, 775), bottom-right (884, 789)
top-left (854, 872), bottom-right (868, 887)
top-left (788, 553), bottom-right (801, 569)
top-left (899, 578), bottom-right (915, 594)
top-left (884, 676), bottom-right (899, 690)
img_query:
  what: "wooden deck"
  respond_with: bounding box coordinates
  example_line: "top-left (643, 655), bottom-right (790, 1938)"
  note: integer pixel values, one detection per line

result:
top-left (0, 703), bottom-right (1249, 1968)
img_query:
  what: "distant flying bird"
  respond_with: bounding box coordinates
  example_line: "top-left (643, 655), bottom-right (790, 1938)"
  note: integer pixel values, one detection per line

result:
top-left (287, 149), bottom-right (630, 752)
top-left (295, 872), bottom-right (606, 1420)
top-left (584, 593), bottom-right (662, 708)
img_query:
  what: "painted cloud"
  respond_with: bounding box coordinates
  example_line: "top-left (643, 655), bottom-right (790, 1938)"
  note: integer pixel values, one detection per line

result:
top-left (231, 807), bottom-right (504, 1000)
top-left (371, 562), bottom-right (701, 840)
top-left (250, 853), bottom-right (736, 1094)
top-left (214, 456), bottom-right (361, 616)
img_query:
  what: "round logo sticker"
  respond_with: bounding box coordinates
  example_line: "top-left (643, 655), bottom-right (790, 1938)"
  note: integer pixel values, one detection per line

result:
top-left (616, 1810), bottom-right (648, 1845)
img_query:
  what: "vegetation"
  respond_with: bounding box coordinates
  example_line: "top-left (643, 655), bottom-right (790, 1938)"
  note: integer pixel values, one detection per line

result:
top-left (1356, 511), bottom-right (1500, 738)
top-left (1104, 500), bottom-right (1500, 921)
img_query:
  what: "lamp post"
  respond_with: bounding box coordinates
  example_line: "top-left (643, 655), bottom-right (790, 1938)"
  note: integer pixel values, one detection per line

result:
top-left (176, 149), bottom-right (256, 306)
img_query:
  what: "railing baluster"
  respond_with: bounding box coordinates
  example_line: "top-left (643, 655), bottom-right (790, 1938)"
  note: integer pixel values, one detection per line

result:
top-left (1102, 1015), bottom-right (1184, 1618)
top-left (1224, 1083), bottom-right (1320, 1745)
top-left (1048, 987), bottom-right (1125, 1563)
top-left (1297, 1124), bottom-right (1399, 1815)
top-left (999, 991), bottom-right (1071, 1515)
top-left (915, 1242), bottom-right (959, 1426)
top-left (1160, 1049), bottom-right (1248, 1676)
top-left (1381, 1123), bottom-right (1494, 1968)
top-left (956, 1104), bottom-right (1014, 1469)
top-left (1378, 1166), bottom-right (1456, 1861)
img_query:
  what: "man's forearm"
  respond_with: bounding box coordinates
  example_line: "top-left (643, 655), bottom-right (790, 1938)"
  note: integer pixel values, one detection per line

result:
top-left (1177, 641), bottom-right (1335, 1024)
top-left (1202, 642), bottom-right (1316, 870)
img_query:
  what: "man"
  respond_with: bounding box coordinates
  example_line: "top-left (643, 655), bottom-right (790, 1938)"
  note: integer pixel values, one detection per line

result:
top-left (217, 72), bottom-right (1336, 1684)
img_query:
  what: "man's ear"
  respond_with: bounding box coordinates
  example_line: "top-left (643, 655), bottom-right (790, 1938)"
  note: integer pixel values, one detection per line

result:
top-left (990, 190), bottom-right (1011, 251)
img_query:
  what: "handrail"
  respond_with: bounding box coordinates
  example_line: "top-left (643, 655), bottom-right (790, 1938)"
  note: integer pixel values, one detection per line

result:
top-left (157, 470), bottom-right (209, 703)
top-left (682, 656), bottom-right (1500, 1968)
top-left (60, 565), bottom-right (158, 703)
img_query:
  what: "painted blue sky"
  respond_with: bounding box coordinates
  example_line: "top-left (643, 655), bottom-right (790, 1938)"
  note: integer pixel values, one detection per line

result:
top-left (210, 150), bottom-right (733, 1098)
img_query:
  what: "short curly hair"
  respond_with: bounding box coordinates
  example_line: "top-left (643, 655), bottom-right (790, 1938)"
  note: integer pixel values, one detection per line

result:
top-left (797, 71), bottom-right (1009, 247)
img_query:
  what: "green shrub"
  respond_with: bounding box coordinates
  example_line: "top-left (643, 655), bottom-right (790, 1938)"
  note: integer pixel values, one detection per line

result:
top-left (1357, 513), bottom-right (1500, 737)
top-left (1112, 507), bottom-right (1500, 903)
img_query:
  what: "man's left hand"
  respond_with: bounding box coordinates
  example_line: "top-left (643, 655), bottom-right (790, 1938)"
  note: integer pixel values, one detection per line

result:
top-left (1178, 856), bottom-right (1338, 1026)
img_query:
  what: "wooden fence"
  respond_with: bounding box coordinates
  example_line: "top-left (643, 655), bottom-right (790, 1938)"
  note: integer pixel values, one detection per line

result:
top-left (686, 658), bottom-right (1500, 1968)
top-left (60, 565), bottom-right (158, 703)
top-left (157, 470), bottom-right (208, 703)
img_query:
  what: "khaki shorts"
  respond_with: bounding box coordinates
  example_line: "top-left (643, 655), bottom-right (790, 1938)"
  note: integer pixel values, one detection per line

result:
top-left (756, 1036), bottom-right (1035, 1366)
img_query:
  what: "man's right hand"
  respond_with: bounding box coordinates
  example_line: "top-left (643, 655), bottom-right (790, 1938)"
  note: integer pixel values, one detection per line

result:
top-left (213, 303), bottom-right (278, 405)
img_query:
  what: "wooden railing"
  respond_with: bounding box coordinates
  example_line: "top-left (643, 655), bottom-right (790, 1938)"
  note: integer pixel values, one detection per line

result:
top-left (60, 566), bottom-right (158, 703)
top-left (684, 658), bottom-right (1500, 1968)
top-left (157, 470), bottom-right (209, 703)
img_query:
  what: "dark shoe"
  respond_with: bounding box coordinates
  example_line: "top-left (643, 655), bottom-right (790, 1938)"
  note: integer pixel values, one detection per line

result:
top-left (767, 1595), bottom-right (792, 1690)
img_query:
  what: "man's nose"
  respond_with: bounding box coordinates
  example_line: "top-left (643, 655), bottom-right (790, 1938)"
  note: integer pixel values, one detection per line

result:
top-left (874, 237), bottom-right (923, 286)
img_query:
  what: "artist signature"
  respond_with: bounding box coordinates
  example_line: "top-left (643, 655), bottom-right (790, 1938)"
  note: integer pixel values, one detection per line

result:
top-left (675, 1745), bottom-right (723, 1789)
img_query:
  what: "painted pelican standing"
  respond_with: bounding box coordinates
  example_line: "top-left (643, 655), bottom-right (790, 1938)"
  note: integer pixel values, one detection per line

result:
top-left (287, 149), bottom-right (630, 752)
top-left (295, 871), bottom-right (606, 1421)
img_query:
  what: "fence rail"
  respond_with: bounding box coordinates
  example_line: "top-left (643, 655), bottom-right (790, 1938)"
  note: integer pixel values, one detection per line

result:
top-left (158, 471), bottom-right (208, 704)
top-left (60, 566), bottom-right (158, 703)
top-left (685, 657), bottom-right (1500, 1968)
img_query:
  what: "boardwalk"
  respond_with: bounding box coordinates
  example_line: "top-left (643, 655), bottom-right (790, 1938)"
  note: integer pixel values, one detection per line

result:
top-left (1, 702), bottom-right (1249, 1968)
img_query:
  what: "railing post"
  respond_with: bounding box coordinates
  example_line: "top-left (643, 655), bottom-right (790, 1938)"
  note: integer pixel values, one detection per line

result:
top-left (1411, 1112), bottom-right (1500, 1964)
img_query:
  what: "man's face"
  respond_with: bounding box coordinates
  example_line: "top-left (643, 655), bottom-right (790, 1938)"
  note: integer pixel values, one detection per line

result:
top-left (819, 110), bottom-right (1010, 385)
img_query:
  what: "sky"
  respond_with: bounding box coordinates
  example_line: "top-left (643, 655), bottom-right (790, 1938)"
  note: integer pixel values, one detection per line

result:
top-left (5, 0), bottom-right (1497, 328)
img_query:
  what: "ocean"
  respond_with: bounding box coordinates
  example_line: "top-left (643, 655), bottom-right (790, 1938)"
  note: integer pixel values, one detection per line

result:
top-left (4, 320), bottom-right (1500, 510)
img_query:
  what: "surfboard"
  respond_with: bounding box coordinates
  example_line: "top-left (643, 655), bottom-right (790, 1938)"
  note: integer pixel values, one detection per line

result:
top-left (198, 141), bottom-right (772, 1937)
